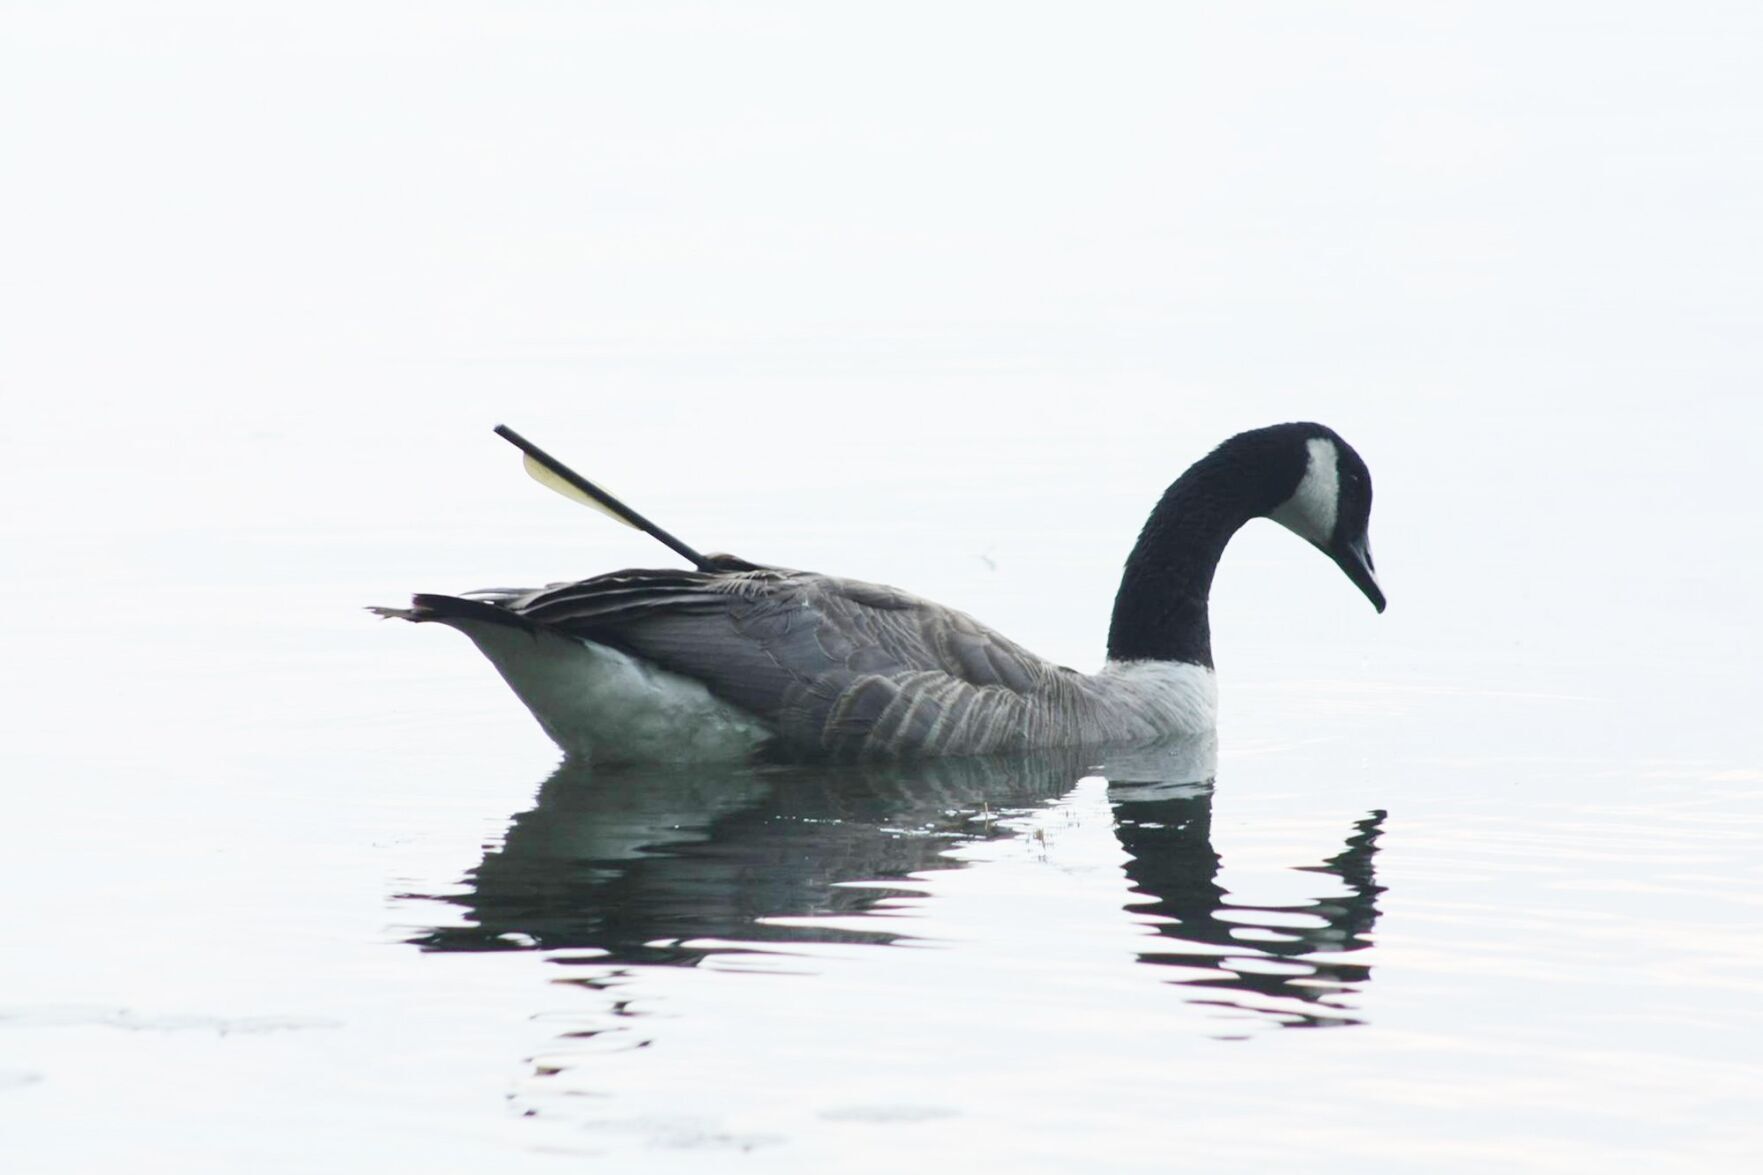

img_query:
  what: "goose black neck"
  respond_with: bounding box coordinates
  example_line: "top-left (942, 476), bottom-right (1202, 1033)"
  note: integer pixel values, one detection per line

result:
top-left (1106, 453), bottom-right (1265, 668)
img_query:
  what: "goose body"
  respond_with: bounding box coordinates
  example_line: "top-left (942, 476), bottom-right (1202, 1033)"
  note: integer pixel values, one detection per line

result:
top-left (375, 422), bottom-right (1383, 762)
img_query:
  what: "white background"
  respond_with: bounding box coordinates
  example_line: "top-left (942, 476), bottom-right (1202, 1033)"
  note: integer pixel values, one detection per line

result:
top-left (3, 4), bottom-right (1760, 1171)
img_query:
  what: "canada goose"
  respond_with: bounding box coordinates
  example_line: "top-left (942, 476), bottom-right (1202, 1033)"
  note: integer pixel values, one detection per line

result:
top-left (372, 422), bottom-right (1384, 762)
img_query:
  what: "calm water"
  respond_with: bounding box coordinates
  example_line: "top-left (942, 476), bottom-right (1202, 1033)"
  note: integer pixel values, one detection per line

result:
top-left (5, 4), bottom-right (1763, 1171)
top-left (4, 402), bottom-right (1759, 1172)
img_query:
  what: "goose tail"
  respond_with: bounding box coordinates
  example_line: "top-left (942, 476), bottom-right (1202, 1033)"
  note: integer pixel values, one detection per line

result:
top-left (367, 593), bottom-right (540, 634)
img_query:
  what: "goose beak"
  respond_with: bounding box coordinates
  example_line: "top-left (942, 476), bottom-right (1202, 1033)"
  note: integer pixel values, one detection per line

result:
top-left (1335, 539), bottom-right (1386, 613)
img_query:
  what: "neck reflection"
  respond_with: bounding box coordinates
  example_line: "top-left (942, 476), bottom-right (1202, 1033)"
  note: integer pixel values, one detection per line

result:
top-left (1111, 787), bottom-right (1386, 1030)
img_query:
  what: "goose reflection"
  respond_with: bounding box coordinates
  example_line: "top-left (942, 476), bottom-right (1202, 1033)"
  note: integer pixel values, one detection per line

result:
top-left (411, 743), bottom-right (1385, 1029)
top-left (413, 753), bottom-right (1090, 963)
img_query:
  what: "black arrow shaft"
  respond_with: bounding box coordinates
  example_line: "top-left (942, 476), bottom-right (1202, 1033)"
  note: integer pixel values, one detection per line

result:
top-left (493, 424), bottom-right (711, 571)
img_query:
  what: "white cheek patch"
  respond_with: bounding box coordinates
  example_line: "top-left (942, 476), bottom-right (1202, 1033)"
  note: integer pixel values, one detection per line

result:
top-left (1268, 437), bottom-right (1339, 547)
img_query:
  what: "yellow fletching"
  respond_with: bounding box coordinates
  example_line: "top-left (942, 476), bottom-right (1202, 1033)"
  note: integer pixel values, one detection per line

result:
top-left (521, 452), bottom-right (638, 529)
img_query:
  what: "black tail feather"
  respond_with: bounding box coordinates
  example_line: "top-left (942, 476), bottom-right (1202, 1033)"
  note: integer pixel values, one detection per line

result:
top-left (369, 593), bottom-right (544, 633)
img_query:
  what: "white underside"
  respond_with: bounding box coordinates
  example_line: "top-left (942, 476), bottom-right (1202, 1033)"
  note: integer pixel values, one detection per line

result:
top-left (446, 619), bottom-right (775, 763)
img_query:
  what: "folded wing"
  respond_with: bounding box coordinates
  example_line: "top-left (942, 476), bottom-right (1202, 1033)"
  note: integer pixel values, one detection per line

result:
top-left (493, 564), bottom-right (1083, 757)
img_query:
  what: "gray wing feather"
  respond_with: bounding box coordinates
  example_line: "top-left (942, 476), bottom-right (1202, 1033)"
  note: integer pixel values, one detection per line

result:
top-left (500, 566), bottom-right (1085, 757)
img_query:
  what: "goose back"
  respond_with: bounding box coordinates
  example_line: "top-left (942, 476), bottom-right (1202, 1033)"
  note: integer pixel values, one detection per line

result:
top-left (449, 566), bottom-right (1213, 759)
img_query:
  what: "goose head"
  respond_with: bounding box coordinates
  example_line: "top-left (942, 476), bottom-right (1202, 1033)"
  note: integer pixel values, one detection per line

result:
top-left (1108, 421), bottom-right (1385, 669)
top-left (1259, 423), bottom-right (1385, 613)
